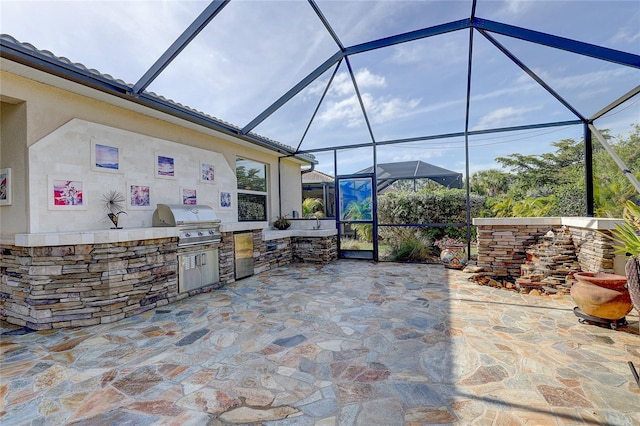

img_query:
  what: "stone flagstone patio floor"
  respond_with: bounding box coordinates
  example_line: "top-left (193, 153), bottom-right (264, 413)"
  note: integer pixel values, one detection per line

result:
top-left (1, 260), bottom-right (639, 425)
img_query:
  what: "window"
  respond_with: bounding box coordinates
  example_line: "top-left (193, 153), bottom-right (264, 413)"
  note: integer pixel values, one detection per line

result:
top-left (236, 158), bottom-right (267, 221)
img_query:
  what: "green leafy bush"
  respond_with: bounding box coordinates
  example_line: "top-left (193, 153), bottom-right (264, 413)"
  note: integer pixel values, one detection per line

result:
top-left (609, 200), bottom-right (640, 256)
top-left (377, 189), bottom-right (484, 243)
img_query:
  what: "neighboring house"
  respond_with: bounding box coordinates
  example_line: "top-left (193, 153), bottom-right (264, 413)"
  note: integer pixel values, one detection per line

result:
top-left (302, 170), bottom-right (336, 218)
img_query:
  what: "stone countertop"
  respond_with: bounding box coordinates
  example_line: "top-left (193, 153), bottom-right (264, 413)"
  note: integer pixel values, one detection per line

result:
top-left (262, 228), bottom-right (337, 241)
top-left (7, 222), bottom-right (337, 247)
top-left (219, 222), bottom-right (269, 232)
top-left (472, 216), bottom-right (623, 230)
top-left (12, 227), bottom-right (180, 247)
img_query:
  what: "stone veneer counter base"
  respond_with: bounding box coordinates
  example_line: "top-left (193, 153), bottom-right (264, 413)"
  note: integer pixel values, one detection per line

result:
top-left (1, 224), bottom-right (338, 329)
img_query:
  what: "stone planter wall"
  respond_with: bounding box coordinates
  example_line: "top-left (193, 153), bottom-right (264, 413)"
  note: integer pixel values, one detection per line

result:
top-left (473, 218), bottom-right (623, 280)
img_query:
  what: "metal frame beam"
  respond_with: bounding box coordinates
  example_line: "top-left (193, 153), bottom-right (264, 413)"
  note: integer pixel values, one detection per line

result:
top-left (591, 84), bottom-right (640, 121)
top-left (241, 19), bottom-right (470, 135)
top-left (463, 20), bottom-right (475, 259)
top-left (589, 124), bottom-right (640, 195)
top-left (241, 51), bottom-right (343, 134)
top-left (473, 18), bottom-right (640, 69)
top-left (308, 0), bottom-right (345, 51)
top-left (346, 56), bottom-right (376, 143)
top-left (295, 60), bottom-right (342, 153)
top-left (344, 18), bottom-right (470, 56)
top-left (584, 123), bottom-right (594, 216)
top-left (478, 29), bottom-right (586, 121)
top-left (297, 120), bottom-right (582, 154)
top-left (130, 0), bottom-right (230, 95)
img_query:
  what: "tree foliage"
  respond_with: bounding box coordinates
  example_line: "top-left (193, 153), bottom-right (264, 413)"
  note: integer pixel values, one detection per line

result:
top-left (473, 125), bottom-right (640, 218)
top-left (377, 188), bottom-right (484, 242)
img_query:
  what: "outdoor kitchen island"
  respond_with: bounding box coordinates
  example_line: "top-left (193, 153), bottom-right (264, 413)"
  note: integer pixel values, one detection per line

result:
top-left (0, 223), bottom-right (337, 330)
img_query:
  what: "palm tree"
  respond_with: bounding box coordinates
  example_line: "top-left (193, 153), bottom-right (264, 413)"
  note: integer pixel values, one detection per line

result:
top-left (470, 169), bottom-right (512, 197)
top-left (302, 198), bottom-right (324, 218)
top-left (344, 198), bottom-right (373, 242)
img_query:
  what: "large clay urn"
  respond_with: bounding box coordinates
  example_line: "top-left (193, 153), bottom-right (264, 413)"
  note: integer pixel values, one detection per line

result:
top-left (571, 272), bottom-right (632, 320)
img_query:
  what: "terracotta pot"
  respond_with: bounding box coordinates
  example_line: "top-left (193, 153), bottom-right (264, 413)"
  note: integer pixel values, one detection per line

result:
top-left (571, 272), bottom-right (632, 320)
top-left (440, 245), bottom-right (468, 270)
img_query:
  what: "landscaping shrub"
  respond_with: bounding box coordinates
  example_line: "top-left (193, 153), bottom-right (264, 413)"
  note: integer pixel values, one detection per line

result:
top-left (387, 228), bottom-right (437, 262)
top-left (377, 189), bottom-right (484, 244)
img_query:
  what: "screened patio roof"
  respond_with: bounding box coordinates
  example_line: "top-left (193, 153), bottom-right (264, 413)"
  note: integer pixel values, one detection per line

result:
top-left (357, 161), bottom-right (463, 192)
top-left (1, 0), bottom-right (639, 183)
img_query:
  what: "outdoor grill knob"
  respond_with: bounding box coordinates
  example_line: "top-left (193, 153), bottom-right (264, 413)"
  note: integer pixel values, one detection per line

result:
top-left (185, 232), bottom-right (191, 237)
top-left (198, 231), bottom-right (204, 236)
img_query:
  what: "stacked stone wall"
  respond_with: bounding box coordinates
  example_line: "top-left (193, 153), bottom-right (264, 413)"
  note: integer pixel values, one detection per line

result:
top-left (477, 223), bottom-right (618, 279)
top-left (293, 236), bottom-right (338, 263)
top-left (1, 231), bottom-right (338, 329)
top-left (219, 232), bottom-right (236, 285)
top-left (476, 225), bottom-right (550, 277)
top-left (568, 227), bottom-right (616, 273)
top-left (0, 238), bottom-right (179, 330)
top-left (255, 234), bottom-right (293, 274)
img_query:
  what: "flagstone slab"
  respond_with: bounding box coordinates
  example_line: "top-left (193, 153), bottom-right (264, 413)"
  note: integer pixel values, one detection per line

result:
top-left (1, 261), bottom-right (638, 425)
top-left (218, 405), bottom-right (300, 423)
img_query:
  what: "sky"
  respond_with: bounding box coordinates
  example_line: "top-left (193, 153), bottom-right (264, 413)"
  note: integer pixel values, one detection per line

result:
top-left (2, 0), bottom-right (639, 177)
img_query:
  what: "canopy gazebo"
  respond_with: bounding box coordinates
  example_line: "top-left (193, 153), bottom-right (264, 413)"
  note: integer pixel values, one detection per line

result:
top-left (357, 160), bottom-right (463, 193)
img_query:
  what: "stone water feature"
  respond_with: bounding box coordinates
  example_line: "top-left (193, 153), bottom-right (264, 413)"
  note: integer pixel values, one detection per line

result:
top-left (515, 226), bottom-right (581, 294)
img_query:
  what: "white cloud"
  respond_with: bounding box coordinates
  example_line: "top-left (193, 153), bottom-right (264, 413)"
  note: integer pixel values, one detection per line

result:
top-left (547, 68), bottom-right (633, 91)
top-left (309, 68), bottom-right (421, 128)
top-left (308, 68), bottom-right (386, 98)
top-left (317, 95), bottom-right (363, 128)
top-left (610, 26), bottom-right (640, 46)
top-left (371, 96), bottom-right (422, 123)
top-left (316, 93), bottom-right (422, 129)
top-left (473, 106), bottom-right (542, 130)
top-left (498, 0), bottom-right (535, 17)
top-left (390, 37), bottom-right (467, 68)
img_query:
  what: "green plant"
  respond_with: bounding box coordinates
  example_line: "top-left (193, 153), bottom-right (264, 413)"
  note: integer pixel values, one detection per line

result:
top-left (352, 223), bottom-right (373, 242)
top-left (303, 197), bottom-right (324, 218)
top-left (272, 215), bottom-right (291, 230)
top-left (344, 198), bottom-right (373, 242)
top-left (609, 200), bottom-right (640, 256)
top-left (392, 237), bottom-right (432, 262)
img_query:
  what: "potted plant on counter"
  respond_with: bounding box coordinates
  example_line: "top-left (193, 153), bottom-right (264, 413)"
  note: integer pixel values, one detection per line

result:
top-left (272, 215), bottom-right (291, 230)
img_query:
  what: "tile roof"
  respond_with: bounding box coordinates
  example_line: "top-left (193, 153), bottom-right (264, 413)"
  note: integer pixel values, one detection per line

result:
top-left (0, 34), bottom-right (315, 163)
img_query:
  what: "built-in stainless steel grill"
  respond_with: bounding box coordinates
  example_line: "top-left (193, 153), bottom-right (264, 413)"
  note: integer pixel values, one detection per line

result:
top-left (153, 204), bottom-right (222, 293)
top-left (152, 204), bottom-right (221, 247)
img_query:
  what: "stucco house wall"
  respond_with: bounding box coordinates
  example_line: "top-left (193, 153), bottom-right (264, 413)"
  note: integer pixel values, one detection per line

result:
top-left (0, 70), bottom-right (305, 236)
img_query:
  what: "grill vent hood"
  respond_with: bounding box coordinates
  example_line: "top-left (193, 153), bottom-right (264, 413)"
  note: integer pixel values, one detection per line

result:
top-left (153, 204), bottom-right (219, 227)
